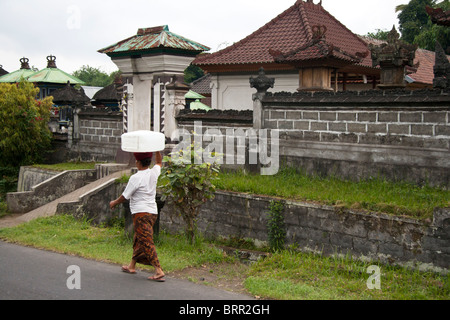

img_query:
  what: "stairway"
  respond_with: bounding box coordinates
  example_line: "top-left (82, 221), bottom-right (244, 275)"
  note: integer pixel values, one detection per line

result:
top-left (1, 169), bottom-right (131, 229)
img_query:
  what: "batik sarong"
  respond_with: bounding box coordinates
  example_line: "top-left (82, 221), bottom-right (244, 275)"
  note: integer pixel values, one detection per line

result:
top-left (132, 213), bottom-right (161, 269)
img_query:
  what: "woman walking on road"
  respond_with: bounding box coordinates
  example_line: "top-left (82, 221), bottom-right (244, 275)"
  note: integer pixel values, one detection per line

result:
top-left (110, 151), bottom-right (165, 282)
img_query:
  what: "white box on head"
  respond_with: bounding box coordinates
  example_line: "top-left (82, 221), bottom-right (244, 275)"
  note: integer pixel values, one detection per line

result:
top-left (121, 130), bottom-right (165, 153)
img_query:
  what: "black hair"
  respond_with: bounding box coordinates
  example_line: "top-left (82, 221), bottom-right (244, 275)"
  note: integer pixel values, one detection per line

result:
top-left (139, 157), bottom-right (152, 168)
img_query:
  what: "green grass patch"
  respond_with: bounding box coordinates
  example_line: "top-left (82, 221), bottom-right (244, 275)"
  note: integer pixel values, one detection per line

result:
top-left (31, 162), bottom-right (98, 171)
top-left (216, 168), bottom-right (450, 220)
top-left (0, 214), bottom-right (234, 273)
top-left (0, 215), bottom-right (447, 300)
top-left (245, 250), bottom-right (449, 300)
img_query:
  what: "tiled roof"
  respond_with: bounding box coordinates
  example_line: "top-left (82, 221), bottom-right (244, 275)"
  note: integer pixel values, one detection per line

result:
top-left (194, 0), bottom-right (372, 71)
top-left (190, 73), bottom-right (212, 94)
top-left (99, 25), bottom-right (210, 57)
top-left (360, 36), bottom-right (450, 86)
top-left (407, 48), bottom-right (450, 85)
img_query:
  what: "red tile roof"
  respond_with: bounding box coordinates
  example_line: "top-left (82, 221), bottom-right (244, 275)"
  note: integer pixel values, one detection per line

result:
top-left (194, 0), bottom-right (374, 73)
top-left (407, 48), bottom-right (450, 85)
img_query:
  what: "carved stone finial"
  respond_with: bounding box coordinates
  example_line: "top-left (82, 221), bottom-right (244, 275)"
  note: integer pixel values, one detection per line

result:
top-left (20, 57), bottom-right (30, 70)
top-left (250, 68), bottom-right (275, 95)
top-left (369, 26), bottom-right (418, 89)
top-left (47, 55), bottom-right (57, 68)
top-left (433, 41), bottom-right (450, 89)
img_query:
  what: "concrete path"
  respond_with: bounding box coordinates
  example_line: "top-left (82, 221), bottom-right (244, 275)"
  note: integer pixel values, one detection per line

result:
top-left (0, 169), bottom-right (131, 229)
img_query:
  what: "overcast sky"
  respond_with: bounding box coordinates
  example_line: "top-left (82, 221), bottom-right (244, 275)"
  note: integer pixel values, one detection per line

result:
top-left (0, 0), bottom-right (408, 75)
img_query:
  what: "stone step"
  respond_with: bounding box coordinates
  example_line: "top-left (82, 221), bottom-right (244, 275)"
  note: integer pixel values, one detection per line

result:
top-left (3, 169), bottom-right (131, 228)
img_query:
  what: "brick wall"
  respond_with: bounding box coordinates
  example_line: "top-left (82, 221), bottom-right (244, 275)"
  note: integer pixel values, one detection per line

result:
top-left (260, 89), bottom-right (450, 187)
top-left (71, 108), bottom-right (123, 162)
top-left (264, 108), bottom-right (449, 149)
top-left (160, 190), bottom-right (450, 273)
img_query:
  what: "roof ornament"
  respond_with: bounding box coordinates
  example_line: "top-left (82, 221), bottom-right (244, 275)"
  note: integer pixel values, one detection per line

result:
top-left (47, 55), bottom-right (57, 68)
top-left (369, 26), bottom-right (418, 89)
top-left (304, 0), bottom-right (322, 5)
top-left (250, 68), bottom-right (275, 98)
top-left (312, 25), bottom-right (327, 40)
top-left (20, 57), bottom-right (31, 70)
top-left (433, 41), bottom-right (450, 89)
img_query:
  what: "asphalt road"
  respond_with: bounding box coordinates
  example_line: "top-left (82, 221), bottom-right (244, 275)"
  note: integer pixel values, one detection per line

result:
top-left (0, 241), bottom-right (253, 301)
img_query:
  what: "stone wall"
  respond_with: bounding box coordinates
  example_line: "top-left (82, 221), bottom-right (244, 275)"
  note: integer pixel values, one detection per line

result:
top-left (160, 190), bottom-right (450, 273)
top-left (65, 107), bottom-right (123, 162)
top-left (7, 168), bottom-right (97, 213)
top-left (258, 90), bottom-right (449, 188)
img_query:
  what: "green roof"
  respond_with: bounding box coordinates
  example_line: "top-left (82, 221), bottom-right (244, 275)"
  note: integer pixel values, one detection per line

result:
top-left (185, 90), bottom-right (205, 100)
top-left (190, 99), bottom-right (211, 111)
top-left (0, 68), bottom-right (36, 83)
top-left (99, 25), bottom-right (210, 57)
top-left (27, 67), bottom-right (85, 85)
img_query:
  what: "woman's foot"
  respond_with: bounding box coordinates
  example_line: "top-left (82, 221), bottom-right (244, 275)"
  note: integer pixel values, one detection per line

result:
top-left (121, 265), bottom-right (136, 274)
top-left (148, 273), bottom-right (165, 282)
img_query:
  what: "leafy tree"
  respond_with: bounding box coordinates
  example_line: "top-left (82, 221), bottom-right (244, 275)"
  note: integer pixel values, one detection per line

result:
top-left (72, 65), bottom-right (119, 87)
top-left (184, 64), bottom-right (205, 84)
top-left (397, 0), bottom-right (436, 44)
top-left (0, 81), bottom-right (53, 167)
top-left (159, 141), bottom-right (220, 244)
top-left (366, 29), bottom-right (390, 41)
top-left (396, 0), bottom-right (450, 52)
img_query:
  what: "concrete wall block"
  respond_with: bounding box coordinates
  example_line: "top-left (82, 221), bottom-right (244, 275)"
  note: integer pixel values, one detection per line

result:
top-left (320, 112), bottom-right (337, 121)
top-left (378, 112), bottom-right (399, 122)
top-left (286, 111), bottom-right (302, 120)
top-left (367, 123), bottom-right (387, 133)
top-left (388, 124), bottom-right (410, 135)
top-left (348, 123), bottom-right (366, 133)
top-left (311, 121), bottom-right (328, 131)
top-left (338, 112), bottom-right (357, 121)
top-left (423, 112), bottom-right (447, 124)
top-left (400, 112), bottom-right (422, 123)
top-left (411, 124), bottom-right (433, 136)
top-left (278, 121), bottom-right (294, 130)
top-left (329, 122), bottom-right (346, 132)
top-left (294, 121), bottom-right (310, 130)
top-left (270, 110), bottom-right (285, 120)
top-left (435, 125), bottom-right (450, 136)
top-left (303, 112), bottom-right (319, 120)
top-left (358, 113), bottom-right (377, 122)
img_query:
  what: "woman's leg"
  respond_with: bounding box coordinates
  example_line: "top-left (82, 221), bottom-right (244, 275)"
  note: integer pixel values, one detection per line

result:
top-left (132, 214), bottom-right (165, 279)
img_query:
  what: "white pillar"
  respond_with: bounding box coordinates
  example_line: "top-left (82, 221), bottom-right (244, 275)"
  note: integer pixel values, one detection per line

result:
top-left (130, 75), bottom-right (153, 131)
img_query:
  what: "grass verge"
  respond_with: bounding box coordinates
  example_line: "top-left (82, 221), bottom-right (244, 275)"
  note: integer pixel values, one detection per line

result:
top-left (216, 167), bottom-right (450, 220)
top-left (0, 214), bottom-right (448, 300)
top-left (31, 162), bottom-right (98, 171)
top-left (0, 214), bottom-right (233, 273)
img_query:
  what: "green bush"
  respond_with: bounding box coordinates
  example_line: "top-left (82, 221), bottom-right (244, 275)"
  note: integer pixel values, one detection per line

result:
top-left (267, 200), bottom-right (286, 252)
top-left (159, 142), bottom-right (220, 244)
top-left (0, 81), bottom-right (53, 167)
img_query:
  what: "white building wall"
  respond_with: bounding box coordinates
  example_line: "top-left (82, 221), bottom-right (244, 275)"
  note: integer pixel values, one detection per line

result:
top-left (210, 73), bottom-right (299, 111)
